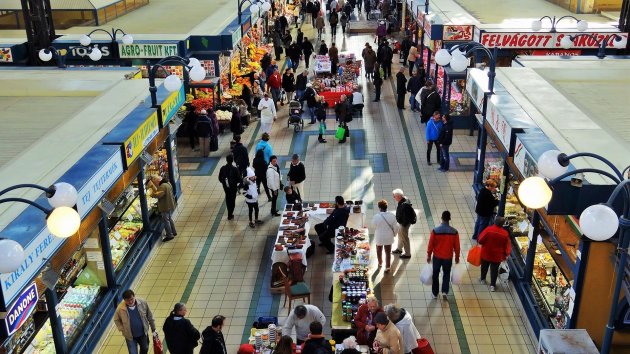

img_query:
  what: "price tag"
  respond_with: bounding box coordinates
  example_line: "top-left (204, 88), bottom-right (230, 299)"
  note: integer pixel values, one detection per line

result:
top-left (86, 251), bottom-right (103, 262)
top-left (114, 231), bottom-right (122, 240)
top-left (569, 287), bottom-right (576, 300)
top-left (576, 250), bottom-right (581, 259)
top-left (527, 227), bottom-right (534, 242)
top-left (519, 220), bottom-right (529, 233)
top-left (84, 238), bottom-right (99, 249)
top-left (96, 261), bottom-right (105, 270)
top-left (126, 213), bottom-right (134, 222)
top-left (568, 299), bottom-right (574, 316)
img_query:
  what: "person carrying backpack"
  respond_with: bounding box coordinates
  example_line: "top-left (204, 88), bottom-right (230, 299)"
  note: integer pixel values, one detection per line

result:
top-left (392, 188), bottom-right (416, 259)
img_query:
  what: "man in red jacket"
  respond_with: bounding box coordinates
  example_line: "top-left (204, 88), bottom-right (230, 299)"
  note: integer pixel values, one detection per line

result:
top-left (427, 210), bottom-right (460, 300)
top-left (478, 216), bottom-right (511, 292)
top-left (267, 69), bottom-right (283, 109)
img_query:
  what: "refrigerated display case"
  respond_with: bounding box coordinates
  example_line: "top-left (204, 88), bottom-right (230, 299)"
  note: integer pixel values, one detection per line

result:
top-left (107, 185), bottom-right (145, 270)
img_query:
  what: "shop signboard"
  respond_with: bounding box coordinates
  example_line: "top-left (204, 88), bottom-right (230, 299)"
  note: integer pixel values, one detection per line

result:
top-left (479, 31), bottom-right (629, 49)
top-left (314, 55), bottom-right (331, 72)
top-left (531, 49), bottom-right (582, 56)
top-left (231, 28), bottom-right (242, 48)
top-left (51, 41), bottom-right (114, 60)
top-left (1, 283), bottom-right (37, 336)
top-left (0, 47), bottom-right (13, 62)
top-left (124, 113), bottom-right (159, 166)
top-left (466, 68), bottom-right (489, 111)
top-left (118, 43), bottom-right (179, 59)
top-left (514, 137), bottom-right (539, 179)
top-left (76, 151), bottom-right (124, 217)
top-left (443, 25), bottom-right (474, 41)
top-left (241, 18), bottom-right (252, 35)
top-left (159, 86), bottom-right (185, 127)
top-left (486, 95), bottom-right (512, 150)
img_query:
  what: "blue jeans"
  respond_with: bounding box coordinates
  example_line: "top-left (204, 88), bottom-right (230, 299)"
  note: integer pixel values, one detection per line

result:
top-left (432, 256), bottom-right (453, 296)
top-left (296, 89), bottom-right (305, 101)
top-left (472, 215), bottom-right (492, 240)
top-left (440, 144), bottom-right (450, 171)
top-left (409, 94), bottom-right (418, 111)
top-left (271, 88), bottom-right (280, 106)
top-left (308, 106), bottom-right (316, 123)
top-left (125, 334), bottom-right (149, 354)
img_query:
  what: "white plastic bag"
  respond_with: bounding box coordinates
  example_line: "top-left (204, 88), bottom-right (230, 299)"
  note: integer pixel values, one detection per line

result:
top-left (498, 261), bottom-right (510, 282)
top-left (451, 264), bottom-right (466, 285)
top-left (420, 264), bottom-right (433, 286)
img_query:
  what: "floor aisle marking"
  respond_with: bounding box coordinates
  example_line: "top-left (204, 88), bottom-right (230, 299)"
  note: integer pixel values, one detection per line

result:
top-left (388, 79), bottom-right (471, 354)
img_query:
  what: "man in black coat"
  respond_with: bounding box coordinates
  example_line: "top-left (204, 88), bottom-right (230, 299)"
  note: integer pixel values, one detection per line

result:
top-left (421, 85), bottom-right (441, 123)
top-left (400, 36), bottom-right (413, 66)
top-left (372, 65), bottom-right (383, 102)
top-left (396, 67), bottom-right (407, 110)
top-left (406, 70), bottom-right (423, 112)
top-left (472, 179), bottom-right (499, 240)
top-left (438, 114), bottom-right (454, 172)
top-left (302, 37), bottom-right (314, 67)
top-left (379, 43), bottom-right (393, 78)
top-left (301, 83), bottom-right (318, 123)
top-left (218, 155), bottom-right (242, 220)
top-left (287, 153), bottom-right (307, 198)
top-left (231, 135), bottom-right (249, 178)
top-left (163, 303), bottom-right (200, 354)
top-left (316, 196), bottom-right (350, 253)
top-left (200, 316), bottom-right (227, 354)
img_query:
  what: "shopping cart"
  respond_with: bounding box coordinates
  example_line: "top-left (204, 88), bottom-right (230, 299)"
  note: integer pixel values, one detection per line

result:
top-left (287, 100), bottom-right (304, 132)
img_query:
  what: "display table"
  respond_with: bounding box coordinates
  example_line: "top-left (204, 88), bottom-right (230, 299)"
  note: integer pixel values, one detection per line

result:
top-left (304, 202), bottom-right (365, 231)
top-left (312, 53), bottom-right (362, 106)
top-left (271, 207), bottom-right (311, 267)
top-left (319, 90), bottom-right (354, 106)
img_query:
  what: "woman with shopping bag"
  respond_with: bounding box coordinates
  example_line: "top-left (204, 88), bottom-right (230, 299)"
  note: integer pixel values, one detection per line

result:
top-left (478, 216), bottom-right (511, 292)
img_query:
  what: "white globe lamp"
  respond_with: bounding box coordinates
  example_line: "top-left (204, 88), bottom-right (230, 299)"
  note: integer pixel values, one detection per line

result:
top-left (434, 49), bottom-right (452, 66)
top-left (576, 20), bottom-right (588, 32)
top-left (262, 2), bottom-right (272, 12)
top-left (518, 177), bottom-right (553, 209)
top-left (250, 3), bottom-right (260, 13)
top-left (79, 34), bottom-right (92, 46)
top-left (164, 74), bottom-right (182, 92)
top-left (188, 57), bottom-right (202, 68)
top-left (122, 34), bottom-right (134, 45)
top-left (190, 65), bottom-right (206, 82)
top-left (613, 36), bottom-right (628, 49)
top-left (449, 53), bottom-right (469, 72)
top-left (48, 182), bottom-right (78, 208)
top-left (38, 49), bottom-right (53, 62)
top-left (579, 204), bottom-right (619, 241)
top-left (88, 47), bottom-right (102, 61)
top-left (0, 239), bottom-right (25, 273)
top-left (560, 36), bottom-right (574, 49)
top-left (531, 20), bottom-right (542, 32)
top-left (47, 207), bottom-right (81, 238)
top-left (537, 150), bottom-right (568, 180)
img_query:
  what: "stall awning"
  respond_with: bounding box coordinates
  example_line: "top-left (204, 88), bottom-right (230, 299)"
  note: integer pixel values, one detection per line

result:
top-left (0, 0), bottom-right (120, 10)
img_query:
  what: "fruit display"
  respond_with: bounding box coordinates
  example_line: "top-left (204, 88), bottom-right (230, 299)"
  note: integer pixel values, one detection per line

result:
top-left (216, 109), bottom-right (233, 122)
top-left (27, 321), bottom-right (54, 354)
top-left (109, 198), bottom-right (143, 269)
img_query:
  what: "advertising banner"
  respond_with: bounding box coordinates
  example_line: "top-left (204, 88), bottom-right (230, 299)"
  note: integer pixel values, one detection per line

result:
top-left (480, 31), bottom-right (629, 49)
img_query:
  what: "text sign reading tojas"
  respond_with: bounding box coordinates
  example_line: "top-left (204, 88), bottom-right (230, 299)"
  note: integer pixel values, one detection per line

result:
top-left (480, 32), bottom-right (629, 49)
top-left (76, 151), bottom-right (124, 217)
top-left (2, 283), bottom-right (37, 336)
top-left (118, 43), bottom-right (178, 59)
top-left (124, 113), bottom-right (159, 165)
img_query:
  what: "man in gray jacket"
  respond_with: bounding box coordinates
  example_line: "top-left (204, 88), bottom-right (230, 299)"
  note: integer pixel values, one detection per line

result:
top-left (283, 305), bottom-right (326, 344)
top-left (114, 289), bottom-right (157, 354)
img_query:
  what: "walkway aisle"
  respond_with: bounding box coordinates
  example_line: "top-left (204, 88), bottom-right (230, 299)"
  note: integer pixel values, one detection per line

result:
top-left (96, 11), bottom-right (537, 354)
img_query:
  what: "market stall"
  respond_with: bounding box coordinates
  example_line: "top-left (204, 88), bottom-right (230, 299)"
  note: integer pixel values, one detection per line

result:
top-left (312, 53), bottom-right (362, 106)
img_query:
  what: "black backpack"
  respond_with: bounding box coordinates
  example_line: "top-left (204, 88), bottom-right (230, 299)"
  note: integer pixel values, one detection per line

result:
top-left (405, 201), bottom-right (417, 224)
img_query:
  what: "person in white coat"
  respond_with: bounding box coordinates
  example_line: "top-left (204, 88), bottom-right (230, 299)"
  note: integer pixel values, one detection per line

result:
top-left (371, 199), bottom-right (400, 272)
top-left (266, 155), bottom-right (282, 217)
top-left (257, 92), bottom-right (277, 134)
top-left (384, 304), bottom-right (421, 354)
top-left (244, 167), bottom-right (263, 228)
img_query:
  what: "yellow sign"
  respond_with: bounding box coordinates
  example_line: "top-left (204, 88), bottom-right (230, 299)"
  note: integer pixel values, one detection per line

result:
top-left (124, 112), bottom-right (159, 165)
top-left (160, 86), bottom-right (185, 126)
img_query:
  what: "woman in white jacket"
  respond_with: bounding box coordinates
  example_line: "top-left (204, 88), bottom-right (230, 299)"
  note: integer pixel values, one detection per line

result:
top-left (265, 155), bottom-right (282, 216)
top-left (257, 92), bottom-right (277, 134)
top-left (371, 199), bottom-right (400, 272)
top-left (245, 167), bottom-right (263, 228)
top-left (384, 304), bottom-right (421, 354)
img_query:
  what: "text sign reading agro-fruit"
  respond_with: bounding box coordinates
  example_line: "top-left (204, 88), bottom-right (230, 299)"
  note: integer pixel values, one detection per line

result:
top-left (118, 43), bottom-right (179, 59)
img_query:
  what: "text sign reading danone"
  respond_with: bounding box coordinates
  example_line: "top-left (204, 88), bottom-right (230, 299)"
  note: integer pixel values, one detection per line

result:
top-left (118, 43), bottom-right (179, 58)
top-left (3, 283), bottom-right (38, 336)
top-left (480, 32), bottom-right (629, 49)
top-left (124, 113), bottom-right (159, 165)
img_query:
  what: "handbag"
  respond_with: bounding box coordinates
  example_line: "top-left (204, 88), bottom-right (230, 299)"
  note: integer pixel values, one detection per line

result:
top-left (412, 338), bottom-right (435, 354)
top-left (153, 335), bottom-right (164, 354)
top-left (209, 135), bottom-right (219, 152)
top-left (335, 126), bottom-right (346, 140)
top-left (467, 245), bottom-right (482, 267)
top-left (420, 264), bottom-right (432, 285)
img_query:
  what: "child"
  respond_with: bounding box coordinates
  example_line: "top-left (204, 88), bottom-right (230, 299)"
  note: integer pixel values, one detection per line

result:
top-left (284, 185), bottom-right (302, 204)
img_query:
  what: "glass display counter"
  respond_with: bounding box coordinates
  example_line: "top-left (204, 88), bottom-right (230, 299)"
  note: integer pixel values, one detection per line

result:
top-left (107, 185), bottom-right (144, 270)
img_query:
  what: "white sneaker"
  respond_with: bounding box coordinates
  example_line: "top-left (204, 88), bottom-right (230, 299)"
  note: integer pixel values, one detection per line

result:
top-left (490, 286), bottom-right (496, 292)
top-left (480, 279), bottom-right (487, 285)
top-left (431, 293), bottom-right (438, 299)
top-left (442, 293), bottom-right (448, 300)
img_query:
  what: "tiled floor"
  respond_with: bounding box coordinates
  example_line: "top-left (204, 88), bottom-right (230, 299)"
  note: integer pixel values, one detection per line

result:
top-left (96, 11), bottom-right (537, 354)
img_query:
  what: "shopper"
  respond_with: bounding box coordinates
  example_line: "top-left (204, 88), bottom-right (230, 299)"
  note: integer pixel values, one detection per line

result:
top-left (290, 42), bottom-right (302, 70)
top-left (302, 321), bottom-right (333, 354)
top-left (372, 199), bottom-right (399, 272)
top-left (406, 70), bottom-right (423, 112)
top-left (200, 315), bottom-right (227, 354)
top-left (354, 295), bottom-right (384, 347)
top-left (297, 29), bottom-right (304, 48)
top-left (318, 40), bottom-right (329, 55)
top-left (148, 175), bottom-right (177, 242)
top-left (184, 104), bottom-right (198, 151)
top-left (392, 189), bottom-right (415, 259)
top-left (316, 100), bottom-right (328, 143)
top-left (273, 32), bottom-right (283, 61)
top-left (362, 44), bottom-right (377, 81)
top-left (438, 113), bottom-right (454, 172)
top-left (395, 67), bottom-right (407, 110)
top-left (406, 46), bottom-right (418, 76)
top-left (282, 68), bottom-right (296, 102)
top-left (310, 0), bottom-right (320, 25)
top-left (273, 336), bottom-right (294, 354)
top-left (258, 92), bottom-right (277, 134)
top-left (372, 64), bottom-right (383, 102)
top-left (253, 149), bottom-right (272, 201)
top-left (302, 83), bottom-right (319, 123)
top-left (329, 9), bottom-right (339, 37)
top-left (316, 195), bottom-right (350, 253)
top-left (302, 37), bottom-right (314, 67)
top-left (296, 71), bottom-right (308, 101)
top-left (472, 179), bottom-right (499, 240)
top-left (329, 42), bottom-right (339, 75)
top-left (381, 42), bottom-right (393, 78)
top-left (384, 304), bottom-right (421, 354)
top-left (196, 109), bottom-right (212, 157)
top-left (425, 111), bottom-right (442, 166)
top-left (351, 87), bottom-right (364, 116)
top-left (315, 13), bottom-right (325, 39)
top-left (232, 135), bottom-right (249, 178)
top-left (373, 312), bottom-right (404, 354)
top-left (266, 155), bottom-right (282, 217)
top-left (427, 210), bottom-right (461, 300)
top-left (478, 216), bottom-right (511, 292)
top-left (340, 11), bottom-right (349, 34)
top-left (284, 185), bottom-right (302, 204)
top-left (267, 69), bottom-right (283, 108)
top-left (255, 132), bottom-right (274, 164)
top-left (334, 94), bottom-right (351, 143)
top-left (282, 305), bottom-right (326, 345)
top-left (252, 80), bottom-right (264, 118)
top-left (114, 289), bottom-right (157, 354)
top-left (415, 79), bottom-right (433, 123)
top-left (218, 155), bottom-right (241, 220)
top-left (420, 85), bottom-right (441, 124)
top-left (400, 37), bottom-right (412, 66)
top-left (340, 337), bottom-right (361, 354)
top-left (287, 153), bottom-right (306, 198)
top-left (244, 167), bottom-right (263, 228)
top-left (230, 105), bottom-right (243, 138)
top-left (163, 303), bottom-right (200, 354)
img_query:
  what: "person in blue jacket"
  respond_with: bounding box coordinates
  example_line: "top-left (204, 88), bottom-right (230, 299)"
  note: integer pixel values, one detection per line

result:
top-left (425, 111), bottom-right (443, 165)
top-left (255, 132), bottom-right (274, 164)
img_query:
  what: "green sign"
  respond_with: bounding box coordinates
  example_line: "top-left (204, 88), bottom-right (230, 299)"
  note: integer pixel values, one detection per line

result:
top-left (231, 28), bottom-right (242, 47)
top-left (118, 43), bottom-right (179, 59)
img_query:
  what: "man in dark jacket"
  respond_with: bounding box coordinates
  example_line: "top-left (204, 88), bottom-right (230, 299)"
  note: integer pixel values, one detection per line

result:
top-left (372, 65), bottom-right (383, 102)
top-left (301, 83), bottom-right (318, 123)
top-left (289, 42), bottom-right (302, 69)
top-left (382, 43), bottom-right (393, 78)
top-left (218, 155), bottom-right (241, 220)
top-left (421, 85), bottom-right (441, 123)
top-left (334, 95), bottom-right (351, 143)
top-left (427, 211), bottom-right (460, 300)
top-left (302, 322), bottom-right (333, 354)
top-left (472, 179), bottom-right (499, 240)
top-left (295, 71), bottom-right (308, 100)
top-left (231, 135), bottom-right (249, 178)
top-left (438, 114), bottom-right (454, 172)
top-left (400, 36), bottom-right (413, 66)
top-left (392, 188), bottom-right (415, 259)
top-left (163, 303), bottom-right (200, 354)
top-left (406, 70), bottom-right (423, 112)
top-left (200, 315), bottom-right (227, 354)
top-left (395, 67), bottom-right (407, 110)
top-left (316, 196), bottom-right (350, 253)
top-left (302, 37), bottom-right (314, 67)
top-left (287, 153), bottom-right (307, 198)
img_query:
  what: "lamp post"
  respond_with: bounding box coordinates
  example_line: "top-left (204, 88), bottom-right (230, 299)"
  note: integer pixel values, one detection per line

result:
top-left (79, 28), bottom-right (133, 65)
top-left (434, 41), bottom-right (498, 186)
top-left (38, 45), bottom-right (103, 68)
top-left (147, 55), bottom-right (206, 108)
top-left (238, 0), bottom-right (271, 27)
top-left (0, 183), bottom-right (81, 273)
top-left (517, 150), bottom-right (630, 354)
top-left (531, 15), bottom-right (589, 33)
top-left (560, 33), bottom-right (627, 59)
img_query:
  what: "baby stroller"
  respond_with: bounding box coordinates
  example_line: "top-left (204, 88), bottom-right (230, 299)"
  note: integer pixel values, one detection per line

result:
top-left (287, 100), bottom-right (304, 132)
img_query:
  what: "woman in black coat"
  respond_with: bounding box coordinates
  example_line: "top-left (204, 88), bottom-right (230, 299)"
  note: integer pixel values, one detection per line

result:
top-left (241, 83), bottom-right (252, 110)
top-left (282, 68), bottom-right (296, 102)
top-left (163, 303), bottom-right (200, 354)
top-left (230, 106), bottom-right (243, 138)
top-left (253, 149), bottom-right (272, 200)
top-left (302, 37), bottom-right (314, 67)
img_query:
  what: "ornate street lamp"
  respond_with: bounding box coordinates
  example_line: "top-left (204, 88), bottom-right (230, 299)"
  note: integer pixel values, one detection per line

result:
top-left (238, 0), bottom-right (272, 26)
top-left (79, 28), bottom-right (133, 64)
top-left (38, 46), bottom-right (101, 68)
top-left (147, 56), bottom-right (206, 107)
top-left (517, 150), bottom-right (630, 354)
top-left (560, 33), bottom-right (627, 58)
top-left (531, 15), bottom-right (589, 33)
top-left (0, 183), bottom-right (81, 273)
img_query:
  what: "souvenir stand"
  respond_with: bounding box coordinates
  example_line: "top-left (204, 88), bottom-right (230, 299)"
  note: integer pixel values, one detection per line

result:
top-left (312, 53), bottom-right (362, 107)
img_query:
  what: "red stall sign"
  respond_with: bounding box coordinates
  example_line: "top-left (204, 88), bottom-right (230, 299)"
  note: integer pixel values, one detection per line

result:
top-left (480, 32), bottom-right (629, 49)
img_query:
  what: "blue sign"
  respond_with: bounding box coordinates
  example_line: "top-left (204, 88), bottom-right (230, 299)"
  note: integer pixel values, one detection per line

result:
top-left (3, 283), bottom-right (38, 336)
